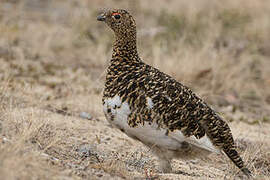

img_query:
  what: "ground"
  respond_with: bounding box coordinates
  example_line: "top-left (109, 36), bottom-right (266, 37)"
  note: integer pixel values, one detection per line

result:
top-left (0, 0), bottom-right (270, 179)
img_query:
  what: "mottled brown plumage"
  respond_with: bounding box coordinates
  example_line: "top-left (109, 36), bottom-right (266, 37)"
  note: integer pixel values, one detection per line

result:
top-left (98, 9), bottom-right (251, 177)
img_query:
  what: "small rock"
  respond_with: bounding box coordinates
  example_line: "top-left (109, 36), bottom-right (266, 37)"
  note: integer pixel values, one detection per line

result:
top-left (79, 112), bottom-right (92, 120)
top-left (76, 144), bottom-right (95, 158)
top-left (0, 47), bottom-right (11, 58)
top-left (96, 174), bottom-right (103, 177)
top-left (76, 144), bottom-right (100, 163)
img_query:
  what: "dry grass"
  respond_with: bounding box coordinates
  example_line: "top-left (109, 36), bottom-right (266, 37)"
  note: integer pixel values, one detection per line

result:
top-left (0, 0), bottom-right (270, 179)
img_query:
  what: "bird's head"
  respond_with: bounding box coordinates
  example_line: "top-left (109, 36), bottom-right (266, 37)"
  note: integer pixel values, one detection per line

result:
top-left (97, 9), bottom-right (136, 37)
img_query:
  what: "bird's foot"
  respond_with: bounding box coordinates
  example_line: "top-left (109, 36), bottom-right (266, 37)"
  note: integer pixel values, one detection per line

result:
top-left (157, 158), bottom-right (172, 173)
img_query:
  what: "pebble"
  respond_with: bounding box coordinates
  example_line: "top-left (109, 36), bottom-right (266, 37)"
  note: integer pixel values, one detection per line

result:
top-left (79, 112), bottom-right (92, 120)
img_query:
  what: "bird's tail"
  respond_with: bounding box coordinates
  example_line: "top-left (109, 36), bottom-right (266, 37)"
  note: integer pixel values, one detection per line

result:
top-left (202, 115), bottom-right (252, 178)
top-left (223, 146), bottom-right (252, 178)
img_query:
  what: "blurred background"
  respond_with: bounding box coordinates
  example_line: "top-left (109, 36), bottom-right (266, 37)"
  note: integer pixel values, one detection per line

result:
top-left (0, 0), bottom-right (269, 179)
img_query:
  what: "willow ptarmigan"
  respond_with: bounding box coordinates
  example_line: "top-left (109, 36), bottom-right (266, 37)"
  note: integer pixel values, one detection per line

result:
top-left (97, 9), bottom-right (251, 177)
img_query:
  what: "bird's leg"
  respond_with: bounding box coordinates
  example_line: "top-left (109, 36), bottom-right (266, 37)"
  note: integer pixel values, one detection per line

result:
top-left (157, 157), bottom-right (172, 173)
top-left (150, 146), bottom-right (173, 173)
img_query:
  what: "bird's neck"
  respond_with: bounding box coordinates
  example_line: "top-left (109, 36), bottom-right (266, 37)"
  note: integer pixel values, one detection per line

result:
top-left (112, 31), bottom-right (139, 61)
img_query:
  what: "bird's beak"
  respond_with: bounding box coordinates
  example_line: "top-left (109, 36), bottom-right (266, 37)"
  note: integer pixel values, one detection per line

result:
top-left (97, 13), bottom-right (106, 21)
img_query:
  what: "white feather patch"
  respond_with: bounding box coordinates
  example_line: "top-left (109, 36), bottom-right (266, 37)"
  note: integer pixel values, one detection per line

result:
top-left (146, 97), bottom-right (154, 109)
top-left (165, 95), bottom-right (172, 101)
top-left (104, 95), bottom-right (182, 149)
top-left (169, 131), bottom-right (220, 154)
top-left (104, 95), bottom-right (220, 154)
top-left (106, 95), bottom-right (122, 108)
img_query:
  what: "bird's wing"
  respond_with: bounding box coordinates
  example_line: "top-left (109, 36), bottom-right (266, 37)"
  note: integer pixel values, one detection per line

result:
top-left (137, 66), bottom-right (221, 153)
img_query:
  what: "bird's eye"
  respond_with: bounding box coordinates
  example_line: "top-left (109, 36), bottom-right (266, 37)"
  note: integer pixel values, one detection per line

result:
top-left (112, 12), bottom-right (121, 20)
top-left (114, 14), bottom-right (121, 19)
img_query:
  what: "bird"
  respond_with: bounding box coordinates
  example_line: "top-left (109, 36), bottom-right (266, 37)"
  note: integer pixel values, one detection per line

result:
top-left (97, 9), bottom-right (251, 177)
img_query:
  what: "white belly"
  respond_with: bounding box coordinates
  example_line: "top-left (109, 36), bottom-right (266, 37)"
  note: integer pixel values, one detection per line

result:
top-left (103, 95), bottom-right (183, 149)
top-left (103, 95), bottom-right (220, 154)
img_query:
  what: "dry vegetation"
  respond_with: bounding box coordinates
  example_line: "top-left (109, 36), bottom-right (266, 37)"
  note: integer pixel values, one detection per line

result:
top-left (0, 0), bottom-right (270, 179)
